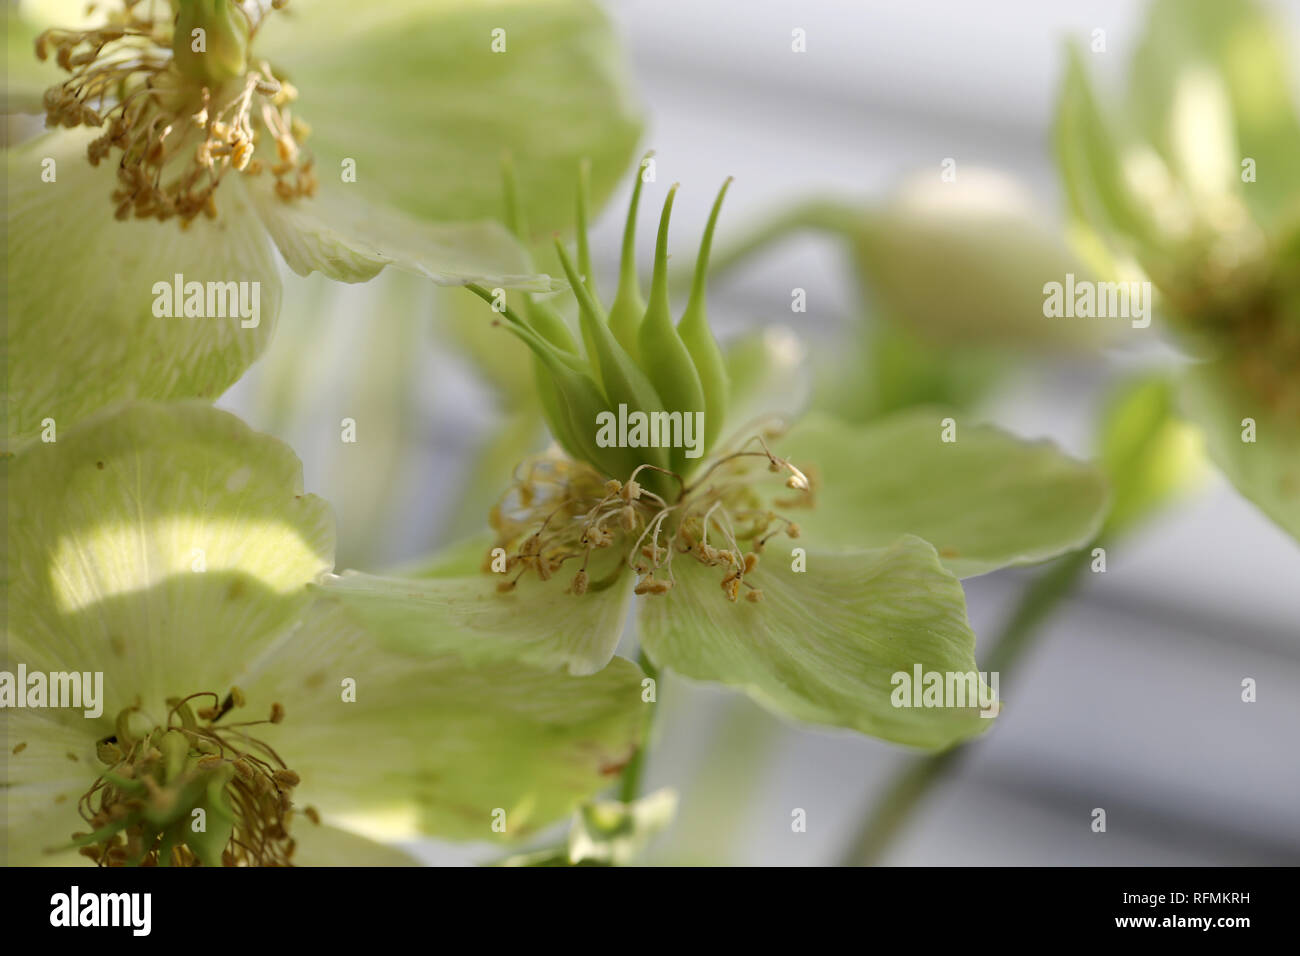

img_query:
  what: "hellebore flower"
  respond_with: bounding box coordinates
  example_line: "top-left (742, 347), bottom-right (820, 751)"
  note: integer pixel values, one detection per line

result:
top-left (1055, 0), bottom-right (1300, 540)
top-left (2, 401), bottom-right (646, 865)
top-left (316, 164), bottom-right (1110, 751)
top-left (4, 0), bottom-right (643, 448)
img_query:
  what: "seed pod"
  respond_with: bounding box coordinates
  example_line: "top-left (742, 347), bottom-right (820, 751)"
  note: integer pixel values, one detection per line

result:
top-left (465, 285), bottom-right (628, 478)
top-left (637, 185), bottom-right (707, 475)
top-left (550, 363), bottom-right (638, 480)
top-left (607, 152), bottom-right (654, 362)
top-left (678, 177), bottom-right (733, 454)
top-left (554, 240), bottom-right (669, 473)
top-left (173, 0), bottom-right (250, 86)
top-left (518, 353), bottom-right (581, 461)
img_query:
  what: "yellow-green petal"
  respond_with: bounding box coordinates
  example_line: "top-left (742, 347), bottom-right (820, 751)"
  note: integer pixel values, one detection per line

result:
top-left (1, 708), bottom-right (99, 866)
top-left (3, 401), bottom-right (334, 717)
top-left (247, 178), bottom-right (555, 290)
top-left (314, 555), bottom-right (633, 676)
top-left (775, 410), bottom-right (1109, 577)
top-left (1181, 360), bottom-right (1300, 542)
top-left (289, 820), bottom-right (423, 867)
top-left (5, 131), bottom-right (282, 449)
top-left (639, 536), bottom-right (994, 750)
top-left (1098, 376), bottom-right (1207, 537)
top-left (259, 0), bottom-right (643, 235)
top-left (243, 598), bottom-right (647, 843)
top-left (1127, 0), bottom-right (1300, 229)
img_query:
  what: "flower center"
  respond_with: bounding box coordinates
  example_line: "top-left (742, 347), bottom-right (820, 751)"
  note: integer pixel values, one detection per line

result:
top-left (72, 689), bottom-right (313, 867)
top-left (489, 425), bottom-right (815, 602)
top-left (38, 0), bottom-right (316, 223)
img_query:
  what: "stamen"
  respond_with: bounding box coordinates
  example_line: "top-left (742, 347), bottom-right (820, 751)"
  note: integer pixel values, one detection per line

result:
top-left (36, 0), bottom-right (315, 223)
top-left (68, 688), bottom-right (302, 866)
top-left (488, 428), bottom-right (816, 602)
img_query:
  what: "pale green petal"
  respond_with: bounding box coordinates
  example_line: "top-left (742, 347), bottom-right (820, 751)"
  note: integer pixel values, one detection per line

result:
top-left (314, 553), bottom-right (633, 676)
top-left (1055, 43), bottom-right (1154, 251)
top-left (247, 178), bottom-right (555, 289)
top-left (5, 131), bottom-right (283, 449)
top-left (243, 598), bottom-right (647, 842)
top-left (775, 411), bottom-right (1108, 577)
top-left (1128, 0), bottom-right (1300, 228)
top-left (289, 820), bottom-right (423, 867)
top-left (1098, 376), bottom-right (1207, 536)
top-left (259, 0), bottom-right (643, 234)
top-left (1, 708), bottom-right (99, 866)
top-left (3, 402), bottom-right (334, 717)
top-left (1182, 361), bottom-right (1300, 542)
top-left (639, 536), bottom-right (994, 750)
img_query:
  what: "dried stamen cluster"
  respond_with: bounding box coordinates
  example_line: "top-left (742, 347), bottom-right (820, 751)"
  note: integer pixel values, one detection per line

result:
top-left (73, 689), bottom-right (315, 867)
top-left (38, 0), bottom-right (315, 223)
top-left (488, 428), bottom-right (815, 602)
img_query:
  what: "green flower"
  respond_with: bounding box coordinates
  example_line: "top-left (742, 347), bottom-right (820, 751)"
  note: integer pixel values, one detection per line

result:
top-left (315, 165), bottom-right (1111, 752)
top-left (2, 401), bottom-right (646, 865)
top-left (4, 0), bottom-right (643, 449)
top-left (1055, 0), bottom-right (1300, 540)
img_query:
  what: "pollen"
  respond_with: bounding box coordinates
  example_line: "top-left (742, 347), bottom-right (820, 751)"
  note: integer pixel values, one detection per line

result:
top-left (70, 690), bottom-right (302, 866)
top-left (486, 431), bottom-right (815, 603)
top-left (37, 0), bottom-right (316, 224)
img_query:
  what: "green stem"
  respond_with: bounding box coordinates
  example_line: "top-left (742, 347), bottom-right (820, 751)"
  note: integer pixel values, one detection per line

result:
top-left (705, 198), bottom-right (866, 281)
top-left (839, 544), bottom-right (1097, 866)
top-left (618, 651), bottom-right (660, 804)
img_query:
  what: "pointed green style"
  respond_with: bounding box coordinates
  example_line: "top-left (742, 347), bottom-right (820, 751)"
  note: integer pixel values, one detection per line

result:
top-left (636, 185), bottom-right (707, 475)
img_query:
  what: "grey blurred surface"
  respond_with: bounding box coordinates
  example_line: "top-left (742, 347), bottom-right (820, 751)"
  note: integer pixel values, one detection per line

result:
top-left (225, 0), bottom-right (1300, 864)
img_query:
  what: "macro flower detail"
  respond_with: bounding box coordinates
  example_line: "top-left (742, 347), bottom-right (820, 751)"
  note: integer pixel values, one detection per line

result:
top-left (316, 166), bottom-right (1110, 750)
top-left (39, 0), bottom-right (315, 223)
top-left (2, 402), bottom-right (646, 865)
top-left (4, 0), bottom-right (644, 449)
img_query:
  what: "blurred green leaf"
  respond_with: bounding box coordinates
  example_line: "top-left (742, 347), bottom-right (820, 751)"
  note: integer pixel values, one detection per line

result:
top-left (817, 320), bottom-right (1003, 424)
